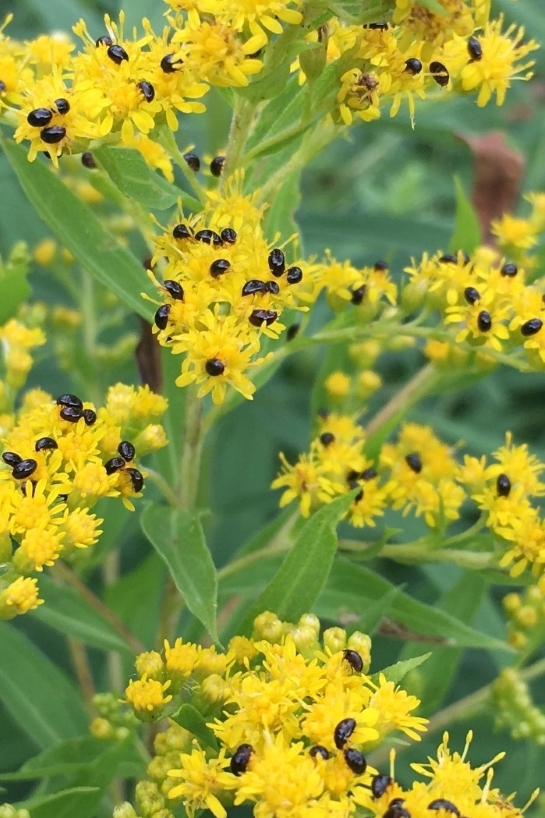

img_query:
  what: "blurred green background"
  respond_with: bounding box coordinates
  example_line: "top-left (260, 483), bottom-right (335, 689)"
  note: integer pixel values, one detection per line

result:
top-left (2, 0), bottom-right (545, 812)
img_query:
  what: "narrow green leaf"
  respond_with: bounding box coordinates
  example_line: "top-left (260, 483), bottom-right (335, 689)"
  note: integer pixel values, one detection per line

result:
top-left (19, 738), bottom-right (135, 818)
top-left (154, 347), bottom-right (188, 487)
top-left (94, 145), bottom-right (181, 210)
top-left (171, 703), bottom-right (219, 751)
top-left (0, 622), bottom-right (87, 749)
top-left (141, 505), bottom-right (219, 642)
top-left (19, 788), bottom-right (99, 818)
top-left (399, 572), bottom-right (486, 714)
top-left (264, 171), bottom-right (302, 246)
top-left (351, 586), bottom-right (399, 635)
top-left (0, 138), bottom-right (155, 320)
top-left (21, 736), bottom-right (103, 771)
top-left (0, 736), bottom-right (104, 780)
top-left (29, 574), bottom-right (133, 655)
top-left (449, 175), bottom-right (481, 254)
top-left (322, 559), bottom-right (511, 651)
top-left (372, 653), bottom-right (431, 685)
top-left (239, 491), bottom-right (356, 634)
top-left (246, 76), bottom-right (308, 155)
top-left (0, 762), bottom-right (85, 782)
top-left (235, 506), bottom-right (299, 559)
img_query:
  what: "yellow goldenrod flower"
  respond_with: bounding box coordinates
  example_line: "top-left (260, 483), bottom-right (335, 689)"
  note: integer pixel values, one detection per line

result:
top-left (0, 576), bottom-right (43, 617)
top-left (125, 675), bottom-right (173, 720)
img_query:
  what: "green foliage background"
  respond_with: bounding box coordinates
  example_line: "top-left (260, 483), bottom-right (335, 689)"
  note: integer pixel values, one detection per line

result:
top-left (2, 0), bottom-right (545, 813)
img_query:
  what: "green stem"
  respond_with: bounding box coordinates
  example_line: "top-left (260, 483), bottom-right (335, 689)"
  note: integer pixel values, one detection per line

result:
top-left (217, 514), bottom-right (298, 582)
top-left (311, 322), bottom-right (532, 372)
top-left (379, 544), bottom-right (494, 570)
top-left (426, 655), bottom-right (545, 736)
top-left (221, 96), bottom-right (256, 186)
top-left (365, 363), bottom-right (437, 439)
top-left (157, 128), bottom-right (208, 204)
top-left (67, 636), bottom-right (95, 712)
top-left (178, 387), bottom-right (203, 510)
top-left (156, 388), bottom-right (205, 648)
top-left (144, 466), bottom-right (179, 508)
top-left (258, 121), bottom-right (339, 205)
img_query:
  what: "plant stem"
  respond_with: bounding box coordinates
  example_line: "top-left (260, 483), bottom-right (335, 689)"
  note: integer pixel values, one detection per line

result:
top-left (258, 121), bottom-right (338, 205)
top-left (178, 387), bottom-right (203, 510)
top-left (311, 322), bottom-right (532, 372)
top-left (221, 96), bottom-right (256, 186)
top-left (218, 522), bottom-right (296, 581)
top-left (158, 127), bottom-right (208, 205)
top-left (145, 466), bottom-right (179, 508)
top-left (381, 544), bottom-right (494, 570)
top-left (365, 363), bottom-right (437, 439)
top-left (67, 636), bottom-right (95, 711)
top-left (155, 388), bottom-right (204, 648)
top-left (54, 561), bottom-right (145, 654)
top-left (104, 551), bottom-right (123, 692)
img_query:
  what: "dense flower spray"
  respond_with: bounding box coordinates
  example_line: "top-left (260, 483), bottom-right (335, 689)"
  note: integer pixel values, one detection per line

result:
top-left (0, 311), bottom-right (167, 617)
top-left (0, 0), bottom-right (543, 813)
top-left (114, 612), bottom-right (535, 818)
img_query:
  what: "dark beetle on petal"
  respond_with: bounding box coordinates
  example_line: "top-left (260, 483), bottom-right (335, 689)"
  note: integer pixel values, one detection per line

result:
top-left (13, 459), bottom-right (38, 480)
top-left (230, 744), bottom-right (253, 775)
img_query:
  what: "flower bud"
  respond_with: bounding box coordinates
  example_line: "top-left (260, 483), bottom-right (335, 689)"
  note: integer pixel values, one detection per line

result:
top-left (90, 717), bottom-right (115, 740)
top-left (113, 803), bottom-right (139, 818)
top-left (135, 651), bottom-right (165, 681)
top-left (347, 631), bottom-right (372, 672)
top-left (323, 626), bottom-right (346, 653)
top-left (253, 611), bottom-right (283, 643)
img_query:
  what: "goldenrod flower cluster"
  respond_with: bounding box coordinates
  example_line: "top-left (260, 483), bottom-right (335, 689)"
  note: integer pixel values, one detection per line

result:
top-left (0, 0), bottom-right (537, 169)
top-left (273, 413), bottom-right (545, 581)
top-left (492, 668), bottom-right (545, 745)
top-left (120, 612), bottom-right (531, 818)
top-left (146, 181), bottom-right (306, 403)
top-left (90, 692), bottom-right (137, 742)
top-left (0, 381), bottom-right (167, 619)
top-left (503, 585), bottom-right (545, 652)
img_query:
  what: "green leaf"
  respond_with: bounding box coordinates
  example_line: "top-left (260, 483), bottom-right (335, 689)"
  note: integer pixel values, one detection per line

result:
top-left (321, 559), bottom-right (511, 651)
top-left (94, 145), bottom-right (181, 210)
top-left (372, 653), bottom-right (430, 685)
top-left (0, 138), bottom-right (155, 320)
top-left (234, 506), bottom-right (299, 559)
top-left (29, 574), bottom-right (133, 655)
top-left (239, 491), bottom-right (357, 634)
top-left (141, 505), bottom-right (219, 642)
top-left (399, 572), bottom-right (487, 714)
top-left (352, 586), bottom-right (399, 635)
top-left (245, 76), bottom-right (309, 156)
top-left (19, 738), bottom-right (136, 818)
top-left (19, 788), bottom-right (99, 818)
top-left (171, 703), bottom-right (219, 751)
top-left (0, 622), bottom-right (87, 749)
top-left (0, 737), bottom-right (107, 781)
top-left (449, 175), bottom-right (481, 254)
top-left (154, 347), bottom-right (188, 486)
top-left (264, 171), bottom-right (302, 246)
